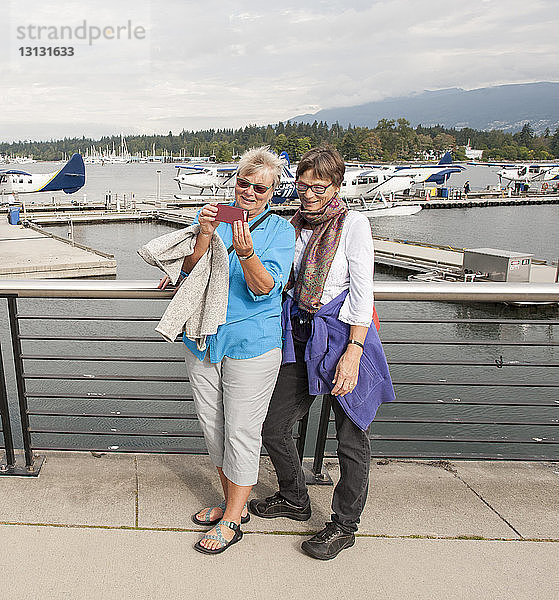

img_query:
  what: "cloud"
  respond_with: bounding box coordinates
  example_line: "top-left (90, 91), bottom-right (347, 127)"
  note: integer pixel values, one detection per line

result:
top-left (1, 0), bottom-right (558, 141)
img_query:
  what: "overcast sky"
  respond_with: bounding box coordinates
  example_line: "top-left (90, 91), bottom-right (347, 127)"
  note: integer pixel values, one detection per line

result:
top-left (1, 0), bottom-right (558, 142)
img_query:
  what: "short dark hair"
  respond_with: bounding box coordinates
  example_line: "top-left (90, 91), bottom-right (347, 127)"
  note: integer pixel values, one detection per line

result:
top-left (296, 145), bottom-right (345, 187)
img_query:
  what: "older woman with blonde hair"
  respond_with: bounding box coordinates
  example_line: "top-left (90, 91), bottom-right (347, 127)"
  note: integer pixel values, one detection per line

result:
top-left (169, 147), bottom-right (295, 554)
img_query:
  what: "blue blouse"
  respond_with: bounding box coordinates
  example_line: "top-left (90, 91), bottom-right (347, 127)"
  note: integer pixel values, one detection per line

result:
top-left (183, 204), bottom-right (295, 362)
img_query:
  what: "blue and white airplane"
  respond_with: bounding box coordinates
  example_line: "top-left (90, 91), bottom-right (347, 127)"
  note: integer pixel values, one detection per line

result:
top-left (0, 154), bottom-right (86, 202)
top-left (340, 152), bottom-right (465, 200)
top-left (173, 151), bottom-right (297, 202)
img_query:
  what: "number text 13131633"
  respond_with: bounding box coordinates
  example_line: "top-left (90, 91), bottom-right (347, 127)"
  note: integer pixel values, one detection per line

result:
top-left (19, 47), bottom-right (75, 57)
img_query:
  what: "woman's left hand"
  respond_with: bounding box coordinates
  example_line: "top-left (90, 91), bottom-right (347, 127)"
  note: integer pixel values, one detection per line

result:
top-left (331, 346), bottom-right (362, 397)
top-left (232, 220), bottom-right (254, 258)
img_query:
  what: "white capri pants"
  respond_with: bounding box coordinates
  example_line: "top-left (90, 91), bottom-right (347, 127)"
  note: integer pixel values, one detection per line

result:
top-left (184, 347), bottom-right (282, 486)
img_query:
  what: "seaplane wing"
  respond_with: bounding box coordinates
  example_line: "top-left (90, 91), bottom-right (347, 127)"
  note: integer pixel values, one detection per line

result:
top-left (393, 152), bottom-right (465, 184)
top-left (469, 161), bottom-right (559, 183)
top-left (0, 154), bottom-right (85, 197)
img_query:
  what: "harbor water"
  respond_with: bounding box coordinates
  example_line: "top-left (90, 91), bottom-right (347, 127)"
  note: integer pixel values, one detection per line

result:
top-left (5, 163), bottom-right (559, 459)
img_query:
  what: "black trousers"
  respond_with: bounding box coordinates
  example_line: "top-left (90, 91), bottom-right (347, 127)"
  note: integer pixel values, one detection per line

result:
top-left (261, 340), bottom-right (371, 533)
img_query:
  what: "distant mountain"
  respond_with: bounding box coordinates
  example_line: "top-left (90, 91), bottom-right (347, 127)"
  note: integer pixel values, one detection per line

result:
top-left (290, 82), bottom-right (559, 134)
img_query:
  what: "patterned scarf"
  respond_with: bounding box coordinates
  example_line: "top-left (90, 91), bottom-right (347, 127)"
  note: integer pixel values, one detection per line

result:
top-left (288, 194), bottom-right (348, 313)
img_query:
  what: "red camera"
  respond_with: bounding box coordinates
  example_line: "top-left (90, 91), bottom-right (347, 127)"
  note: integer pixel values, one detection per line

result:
top-left (214, 204), bottom-right (248, 224)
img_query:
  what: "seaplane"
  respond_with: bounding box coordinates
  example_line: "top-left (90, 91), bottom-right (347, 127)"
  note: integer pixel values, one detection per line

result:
top-left (339, 152), bottom-right (464, 216)
top-left (174, 162), bottom-right (237, 197)
top-left (469, 161), bottom-right (559, 189)
top-left (173, 151), bottom-right (298, 203)
top-left (340, 152), bottom-right (465, 201)
top-left (0, 153), bottom-right (86, 204)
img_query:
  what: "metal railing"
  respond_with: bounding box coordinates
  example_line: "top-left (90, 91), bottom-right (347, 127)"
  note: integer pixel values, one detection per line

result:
top-left (1, 280), bottom-right (558, 477)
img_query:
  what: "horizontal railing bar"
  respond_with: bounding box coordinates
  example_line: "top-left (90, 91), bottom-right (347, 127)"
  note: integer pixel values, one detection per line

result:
top-left (17, 315), bottom-right (160, 321)
top-left (329, 452), bottom-right (558, 461)
top-left (24, 373), bottom-right (557, 386)
top-left (28, 411), bottom-right (198, 420)
top-left (388, 360), bottom-right (559, 367)
top-left (19, 336), bottom-right (175, 343)
top-left (392, 381), bottom-right (559, 387)
top-left (317, 434), bottom-right (559, 444)
top-left (2, 280), bottom-right (559, 301)
top-left (364, 434), bottom-right (558, 444)
top-left (21, 356), bottom-right (559, 368)
top-left (22, 355), bottom-right (185, 363)
top-left (15, 316), bottom-right (559, 325)
top-left (28, 393), bottom-right (189, 401)
top-left (30, 428), bottom-right (302, 440)
top-left (25, 394), bottom-right (558, 406)
top-left (29, 410), bottom-right (558, 426)
top-left (30, 428), bottom-right (203, 438)
top-left (387, 399), bottom-right (559, 406)
top-left (24, 374), bottom-right (189, 382)
top-left (24, 445), bottom-right (558, 460)
top-left (31, 445), bottom-right (211, 454)
top-left (377, 319), bottom-right (559, 325)
top-left (383, 340), bottom-right (558, 346)
top-left (363, 417), bottom-right (558, 426)
top-left (17, 336), bottom-right (558, 346)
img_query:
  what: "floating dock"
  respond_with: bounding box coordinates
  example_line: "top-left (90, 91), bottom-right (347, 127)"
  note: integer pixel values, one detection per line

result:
top-left (373, 238), bottom-right (557, 283)
top-left (0, 221), bottom-right (116, 279)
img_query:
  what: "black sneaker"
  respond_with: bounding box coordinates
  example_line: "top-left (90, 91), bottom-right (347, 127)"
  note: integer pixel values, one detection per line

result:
top-left (249, 492), bottom-right (311, 521)
top-left (301, 522), bottom-right (355, 560)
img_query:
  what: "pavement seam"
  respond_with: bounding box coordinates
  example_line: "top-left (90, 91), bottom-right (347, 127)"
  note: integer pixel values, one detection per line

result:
top-left (384, 459), bottom-right (524, 539)
top-left (0, 520), bottom-right (557, 542)
top-left (453, 476), bottom-right (524, 538)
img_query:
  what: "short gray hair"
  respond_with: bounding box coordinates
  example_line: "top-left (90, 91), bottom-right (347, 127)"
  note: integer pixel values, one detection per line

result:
top-left (237, 146), bottom-right (283, 188)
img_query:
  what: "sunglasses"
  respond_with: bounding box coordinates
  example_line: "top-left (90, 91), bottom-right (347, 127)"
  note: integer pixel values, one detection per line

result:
top-left (295, 181), bottom-right (333, 195)
top-left (236, 177), bottom-right (272, 195)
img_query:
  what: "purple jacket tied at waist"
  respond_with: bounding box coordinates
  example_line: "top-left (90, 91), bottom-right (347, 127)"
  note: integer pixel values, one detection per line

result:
top-left (282, 291), bottom-right (395, 431)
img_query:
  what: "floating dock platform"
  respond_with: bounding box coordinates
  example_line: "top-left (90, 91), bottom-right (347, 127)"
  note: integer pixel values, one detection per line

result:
top-left (0, 221), bottom-right (116, 279)
top-left (373, 238), bottom-right (557, 283)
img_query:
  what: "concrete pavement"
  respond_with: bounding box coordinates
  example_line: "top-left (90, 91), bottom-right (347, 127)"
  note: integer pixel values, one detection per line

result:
top-left (0, 452), bottom-right (557, 599)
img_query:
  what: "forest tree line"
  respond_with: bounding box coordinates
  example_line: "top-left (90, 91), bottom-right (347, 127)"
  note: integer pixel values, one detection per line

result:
top-left (2, 120), bottom-right (559, 162)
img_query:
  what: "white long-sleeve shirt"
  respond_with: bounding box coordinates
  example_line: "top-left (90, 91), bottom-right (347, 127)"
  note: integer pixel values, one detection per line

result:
top-left (289, 211), bottom-right (375, 327)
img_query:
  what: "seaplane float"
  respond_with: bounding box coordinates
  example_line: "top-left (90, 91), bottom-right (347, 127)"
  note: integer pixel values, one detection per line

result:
top-left (0, 153), bottom-right (86, 205)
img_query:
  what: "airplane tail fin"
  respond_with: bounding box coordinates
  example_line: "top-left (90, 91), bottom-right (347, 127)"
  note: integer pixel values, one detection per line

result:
top-left (41, 154), bottom-right (86, 194)
top-left (438, 151), bottom-right (453, 165)
top-left (279, 151), bottom-right (290, 167)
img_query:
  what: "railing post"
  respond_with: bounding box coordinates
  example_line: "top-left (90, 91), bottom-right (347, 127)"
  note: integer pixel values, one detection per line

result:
top-left (305, 395), bottom-right (333, 485)
top-left (0, 341), bottom-right (16, 471)
top-left (7, 296), bottom-right (36, 472)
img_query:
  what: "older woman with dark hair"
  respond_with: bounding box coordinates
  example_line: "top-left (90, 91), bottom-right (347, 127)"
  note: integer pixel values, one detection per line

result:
top-left (250, 145), bottom-right (394, 560)
top-left (161, 147), bottom-right (295, 554)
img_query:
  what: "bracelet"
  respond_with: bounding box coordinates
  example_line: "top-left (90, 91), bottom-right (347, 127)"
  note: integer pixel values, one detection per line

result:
top-left (348, 339), bottom-right (364, 350)
top-left (238, 250), bottom-right (255, 261)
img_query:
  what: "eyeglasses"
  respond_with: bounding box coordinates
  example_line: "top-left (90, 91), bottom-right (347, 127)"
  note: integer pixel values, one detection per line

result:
top-left (236, 177), bottom-right (272, 195)
top-left (295, 181), bottom-right (334, 195)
